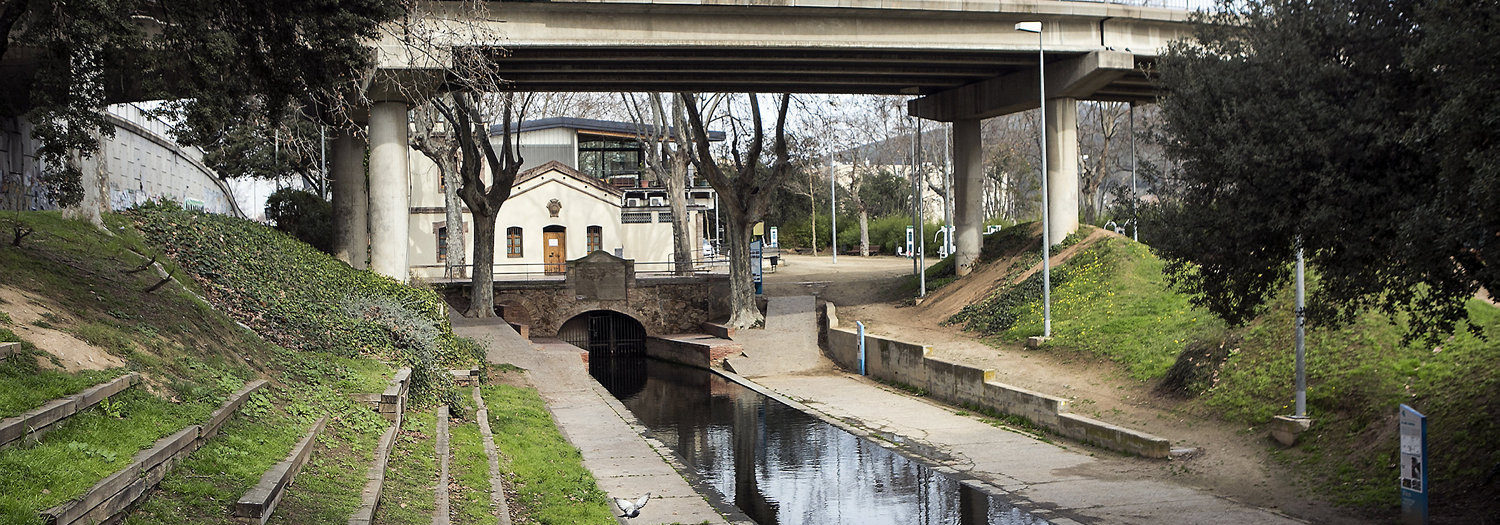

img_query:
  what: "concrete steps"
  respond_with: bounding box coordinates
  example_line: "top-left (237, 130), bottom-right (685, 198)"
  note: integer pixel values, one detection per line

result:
top-left (349, 369), bottom-right (412, 525)
top-left (433, 405), bottom-right (451, 525)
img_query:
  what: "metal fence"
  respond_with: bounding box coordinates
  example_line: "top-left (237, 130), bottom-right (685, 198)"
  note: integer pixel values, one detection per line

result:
top-left (1068, 0), bottom-right (1205, 10)
top-left (412, 257), bottom-right (730, 283)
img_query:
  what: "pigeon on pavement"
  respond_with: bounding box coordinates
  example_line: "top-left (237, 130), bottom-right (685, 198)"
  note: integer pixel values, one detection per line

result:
top-left (614, 492), bottom-right (652, 518)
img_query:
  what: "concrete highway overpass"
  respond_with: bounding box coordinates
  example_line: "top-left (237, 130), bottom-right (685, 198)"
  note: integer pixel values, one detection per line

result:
top-left (336, 0), bottom-right (1195, 281)
top-left (0, 0), bottom-right (1193, 281)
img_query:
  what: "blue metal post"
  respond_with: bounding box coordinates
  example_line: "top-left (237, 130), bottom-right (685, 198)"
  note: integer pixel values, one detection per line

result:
top-left (856, 321), bottom-right (867, 376)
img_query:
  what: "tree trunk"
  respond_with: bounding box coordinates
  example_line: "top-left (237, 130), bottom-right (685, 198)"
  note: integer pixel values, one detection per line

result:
top-left (724, 214), bottom-right (763, 329)
top-left (466, 211), bottom-right (497, 317)
top-left (666, 156), bottom-right (694, 274)
top-left (442, 168), bottom-right (466, 279)
top-left (858, 208), bottom-right (870, 256)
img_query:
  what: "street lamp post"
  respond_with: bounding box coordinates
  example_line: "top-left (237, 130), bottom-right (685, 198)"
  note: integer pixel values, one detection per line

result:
top-left (1129, 102), bottom-right (1139, 242)
top-left (1017, 20), bottom-right (1051, 338)
top-left (917, 118), bottom-right (926, 298)
top-left (1295, 243), bottom-right (1307, 417)
top-left (830, 151), bottom-right (838, 264)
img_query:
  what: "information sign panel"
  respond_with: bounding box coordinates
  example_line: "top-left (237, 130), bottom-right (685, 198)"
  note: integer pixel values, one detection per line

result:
top-left (750, 240), bottom-right (763, 295)
top-left (1399, 404), bottom-right (1428, 525)
top-left (905, 226), bottom-right (915, 258)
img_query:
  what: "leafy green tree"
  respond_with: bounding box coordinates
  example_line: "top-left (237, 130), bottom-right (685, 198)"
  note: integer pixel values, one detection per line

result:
top-left (195, 115), bottom-right (329, 195)
top-left (858, 170), bottom-right (911, 218)
top-left (264, 188), bottom-right (333, 253)
top-left (0, 0), bottom-right (402, 206)
top-left (1146, 0), bottom-right (1497, 338)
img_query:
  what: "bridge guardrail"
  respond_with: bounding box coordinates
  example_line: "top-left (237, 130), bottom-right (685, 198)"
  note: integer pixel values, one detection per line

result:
top-left (411, 258), bottom-right (730, 282)
top-left (1067, 0), bottom-right (1197, 10)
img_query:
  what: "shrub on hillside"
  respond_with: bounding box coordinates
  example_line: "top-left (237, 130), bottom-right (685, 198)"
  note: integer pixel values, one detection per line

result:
top-left (264, 188), bottom-right (333, 253)
top-left (343, 295), bottom-right (463, 410)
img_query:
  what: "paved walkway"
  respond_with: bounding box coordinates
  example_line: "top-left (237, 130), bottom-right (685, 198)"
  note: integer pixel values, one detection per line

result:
top-left (723, 295), bottom-right (830, 377)
top-left (451, 318), bottom-right (731, 525)
top-left (722, 303), bottom-right (1303, 525)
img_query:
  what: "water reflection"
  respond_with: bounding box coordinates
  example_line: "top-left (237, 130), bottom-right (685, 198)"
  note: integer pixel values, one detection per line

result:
top-left (599, 358), bottom-right (1047, 525)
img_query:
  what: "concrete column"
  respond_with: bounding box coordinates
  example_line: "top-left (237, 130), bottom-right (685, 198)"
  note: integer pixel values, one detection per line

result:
top-left (331, 130), bottom-right (369, 269)
top-left (1045, 97), bottom-right (1080, 245)
top-left (951, 118), bottom-right (983, 277)
top-left (368, 101), bottom-right (410, 282)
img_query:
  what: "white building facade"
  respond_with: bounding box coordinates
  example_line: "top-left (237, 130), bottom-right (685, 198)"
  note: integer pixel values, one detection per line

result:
top-left (406, 118), bottom-right (720, 280)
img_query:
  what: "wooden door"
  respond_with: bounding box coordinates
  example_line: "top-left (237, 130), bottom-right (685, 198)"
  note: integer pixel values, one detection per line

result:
top-left (543, 230), bottom-right (566, 274)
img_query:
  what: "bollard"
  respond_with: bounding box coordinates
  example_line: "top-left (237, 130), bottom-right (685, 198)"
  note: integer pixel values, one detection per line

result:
top-left (856, 321), bottom-right (866, 376)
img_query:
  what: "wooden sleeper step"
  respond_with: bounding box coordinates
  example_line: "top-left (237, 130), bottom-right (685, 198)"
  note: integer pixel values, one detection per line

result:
top-left (234, 416), bottom-right (329, 524)
top-left (38, 379), bottom-right (267, 525)
top-left (0, 372), bottom-right (141, 449)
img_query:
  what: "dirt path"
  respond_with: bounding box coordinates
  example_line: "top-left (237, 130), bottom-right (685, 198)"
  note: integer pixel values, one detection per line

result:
top-left (766, 254), bottom-right (1358, 525)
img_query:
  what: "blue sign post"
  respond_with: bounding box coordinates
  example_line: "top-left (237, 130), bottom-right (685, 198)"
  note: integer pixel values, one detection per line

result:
top-left (855, 321), bottom-right (867, 376)
top-left (1399, 404), bottom-right (1428, 525)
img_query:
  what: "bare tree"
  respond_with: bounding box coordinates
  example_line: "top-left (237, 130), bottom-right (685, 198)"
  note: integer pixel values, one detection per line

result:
top-left (816, 95), bottom-right (913, 256)
top-left (1078, 101), bottom-right (1130, 224)
top-left (981, 111), bottom-right (1042, 223)
top-left (428, 89), bottom-right (531, 317)
top-left (410, 102), bottom-right (466, 279)
top-left (683, 92), bottom-right (794, 329)
top-left (390, 1), bottom-right (531, 317)
top-left (624, 93), bottom-right (726, 274)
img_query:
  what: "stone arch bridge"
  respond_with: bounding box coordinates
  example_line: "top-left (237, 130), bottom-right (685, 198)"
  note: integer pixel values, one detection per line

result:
top-left (434, 251), bottom-right (729, 338)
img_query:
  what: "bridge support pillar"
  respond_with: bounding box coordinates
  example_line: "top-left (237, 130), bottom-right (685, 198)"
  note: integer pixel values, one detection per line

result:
top-left (368, 101), bottom-right (410, 282)
top-left (951, 118), bottom-right (983, 277)
top-left (331, 130), bottom-right (369, 270)
top-left (1046, 97), bottom-right (1080, 245)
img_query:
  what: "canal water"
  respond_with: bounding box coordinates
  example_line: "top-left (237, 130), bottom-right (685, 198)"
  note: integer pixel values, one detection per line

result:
top-left (595, 357), bottom-right (1048, 525)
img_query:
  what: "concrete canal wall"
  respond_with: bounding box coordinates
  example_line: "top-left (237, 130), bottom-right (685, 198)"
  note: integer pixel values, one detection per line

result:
top-left (819, 303), bottom-right (1170, 459)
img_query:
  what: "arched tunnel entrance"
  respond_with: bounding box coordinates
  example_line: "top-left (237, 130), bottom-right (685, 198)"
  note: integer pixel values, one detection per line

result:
top-left (559, 310), bottom-right (647, 398)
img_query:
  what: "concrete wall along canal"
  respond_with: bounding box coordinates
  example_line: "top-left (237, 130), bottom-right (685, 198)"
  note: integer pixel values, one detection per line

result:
top-left (820, 303), bottom-right (1170, 459)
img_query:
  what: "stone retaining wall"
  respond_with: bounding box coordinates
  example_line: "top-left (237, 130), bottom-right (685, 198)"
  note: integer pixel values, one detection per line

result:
top-left (820, 303), bottom-right (1169, 458)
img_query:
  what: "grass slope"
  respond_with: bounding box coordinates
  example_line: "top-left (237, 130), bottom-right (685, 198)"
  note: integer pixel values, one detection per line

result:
top-left (126, 201), bottom-right (482, 406)
top-left (376, 409), bottom-right (439, 525)
top-left (481, 372), bottom-right (614, 525)
top-left (4, 208), bottom-right (623, 524)
top-left (1, 211), bottom-right (269, 523)
top-left (0, 210), bottom-right (435, 523)
top-left (0, 341), bottom-right (122, 418)
top-left (946, 226), bottom-right (1500, 518)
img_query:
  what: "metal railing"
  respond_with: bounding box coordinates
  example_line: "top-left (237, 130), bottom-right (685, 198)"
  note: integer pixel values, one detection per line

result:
top-left (411, 257), bottom-right (729, 283)
top-left (1067, 0), bottom-right (1203, 10)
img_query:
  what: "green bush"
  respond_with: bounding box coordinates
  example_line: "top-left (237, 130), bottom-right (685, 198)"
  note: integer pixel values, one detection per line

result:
top-left (264, 188), bottom-right (334, 253)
